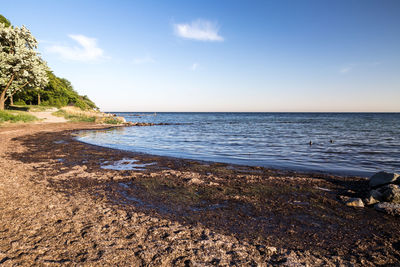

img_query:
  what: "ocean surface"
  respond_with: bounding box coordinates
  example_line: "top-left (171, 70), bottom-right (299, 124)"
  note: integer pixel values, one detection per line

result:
top-left (77, 113), bottom-right (400, 177)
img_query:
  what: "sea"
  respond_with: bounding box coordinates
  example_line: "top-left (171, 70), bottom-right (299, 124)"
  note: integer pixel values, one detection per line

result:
top-left (77, 112), bottom-right (400, 177)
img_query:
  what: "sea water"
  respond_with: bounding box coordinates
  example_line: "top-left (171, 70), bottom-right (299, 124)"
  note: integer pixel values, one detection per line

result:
top-left (77, 113), bottom-right (400, 177)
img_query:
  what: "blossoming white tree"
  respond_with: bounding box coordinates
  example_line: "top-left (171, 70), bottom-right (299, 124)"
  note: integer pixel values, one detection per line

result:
top-left (0, 23), bottom-right (48, 110)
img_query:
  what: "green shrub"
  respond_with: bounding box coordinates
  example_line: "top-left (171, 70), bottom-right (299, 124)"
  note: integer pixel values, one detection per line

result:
top-left (103, 118), bottom-right (121, 124)
top-left (14, 100), bottom-right (26, 105)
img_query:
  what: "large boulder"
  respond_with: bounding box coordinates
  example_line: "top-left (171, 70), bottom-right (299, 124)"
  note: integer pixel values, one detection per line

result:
top-left (374, 202), bottom-right (400, 216)
top-left (380, 184), bottom-right (400, 203)
top-left (369, 171), bottom-right (400, 188)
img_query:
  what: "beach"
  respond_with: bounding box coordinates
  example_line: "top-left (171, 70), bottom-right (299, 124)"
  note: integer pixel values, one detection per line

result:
top-left (1, 122), bottom-right (400, 266)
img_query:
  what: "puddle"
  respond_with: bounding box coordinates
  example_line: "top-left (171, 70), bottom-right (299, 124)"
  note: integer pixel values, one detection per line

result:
top-left (118, 182), bottom-right (130, 189)
top-left (315, 186), bottom-right (332, 192)
top-left (191, 202), bottom-right (228, 212)
top-left (54, 140), bottom-right (68, 144)
top-left (101, 158), bottom-right (156, 171)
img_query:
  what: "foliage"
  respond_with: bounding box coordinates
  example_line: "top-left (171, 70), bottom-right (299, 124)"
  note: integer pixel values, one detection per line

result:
top-left (10, 105), bottom-right (51, 111)
top-left (102, 118), bottom-right (122, 124)
top-left (14, 71), bottom-right (98, 110)
top-left (0, 15), bottom-right (11, 27)
top-left (0, 22), bottom-right (49, 110)
top-left (0, 110), bottom-right (37, 123)
top-left (0, 15), bottom-right (98, 111)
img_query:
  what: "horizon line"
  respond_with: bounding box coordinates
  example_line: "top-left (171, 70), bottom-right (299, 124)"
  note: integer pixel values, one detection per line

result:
top-left (102, 110), bottom-right (400, 113)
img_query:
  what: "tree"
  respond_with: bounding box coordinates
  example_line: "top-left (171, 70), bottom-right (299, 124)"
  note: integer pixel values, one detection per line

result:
top-left (0, 15), bottom-right (11, 27)
top-left (5, 59), bottom-right (48, 105)
top-left (0, 23), bottom-right (48, 110)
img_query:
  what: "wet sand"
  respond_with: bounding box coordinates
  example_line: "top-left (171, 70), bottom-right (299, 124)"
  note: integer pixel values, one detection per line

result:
top-left (1, 122), bottom-right (400, 266)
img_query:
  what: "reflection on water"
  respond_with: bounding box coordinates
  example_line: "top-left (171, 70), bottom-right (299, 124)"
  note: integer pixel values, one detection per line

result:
top-left (101, 158), bottom-right (155, 171)
top-left (77, 112), bottom-right (400, 177)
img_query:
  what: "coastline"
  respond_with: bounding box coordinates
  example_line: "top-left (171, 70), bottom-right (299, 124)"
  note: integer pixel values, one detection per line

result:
top-left (1, 122), bottom-right (400, 265)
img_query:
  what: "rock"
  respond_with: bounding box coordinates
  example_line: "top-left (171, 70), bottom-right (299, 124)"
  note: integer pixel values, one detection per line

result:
top-left (187, 177), bottom-right (204, 185)
top-left (370, 189), bottom-right (383, 200)
top-left (374, 202), bottom-right (400, 216)
top-left (380, 184), bottom-right (400, 203)
top-left (369, 171), bottom-right (400, 188)
top-left (364, 196), bottom-right (379, 206)
top-left (364, 190), bottom-right (382, 205)
top-left (345, 198), bottom-right (364, 208)
top-left (338, 195), bottom-right (350, 202)
top-left (266, 246), bottom-right (277, 254)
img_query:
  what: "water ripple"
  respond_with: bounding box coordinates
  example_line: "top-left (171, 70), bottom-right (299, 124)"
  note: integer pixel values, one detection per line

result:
top-left (77, 113), bottom-right (400, 177)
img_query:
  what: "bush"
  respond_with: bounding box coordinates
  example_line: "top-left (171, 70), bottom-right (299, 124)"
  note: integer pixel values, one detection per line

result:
top-left (103, 118), bottom-right (121, 124)
top-left (14, 100), bottom-right (26, 105)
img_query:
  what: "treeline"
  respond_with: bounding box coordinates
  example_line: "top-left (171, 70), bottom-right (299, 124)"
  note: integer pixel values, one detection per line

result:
top-left (13, 71), bottom-right (98, 110)
top-left (0, 14), bottom-right (98, 110)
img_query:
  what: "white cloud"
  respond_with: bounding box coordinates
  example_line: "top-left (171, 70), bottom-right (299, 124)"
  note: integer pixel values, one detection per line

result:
top-left (174, 19), bottom-right (224, 42)
top-left (46, 34), bottom-right (105, 61)
top-left (191, 63), bottom-right (199, 71)
top-left (133, 56), bottom-right (155, 65)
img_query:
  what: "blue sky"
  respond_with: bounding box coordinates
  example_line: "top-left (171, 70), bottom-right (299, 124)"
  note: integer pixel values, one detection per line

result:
top-left (2, 0), bottom-right (400, 111)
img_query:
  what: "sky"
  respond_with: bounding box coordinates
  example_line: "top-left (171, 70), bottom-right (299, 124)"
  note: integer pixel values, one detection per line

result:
top-left (2, 0), bottom-right (400, 112)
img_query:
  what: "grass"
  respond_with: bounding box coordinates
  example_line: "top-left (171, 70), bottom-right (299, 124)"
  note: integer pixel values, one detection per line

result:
top-left (0, 110), bottom-right (38, 124)
top-left (10, 105), bottom-right (56, 112)
top-left (53, 110), bottom-right (96, 122)
top-left (102, 118), bottom-right (122, 124)
top-left (26, 105), bottom-right (55, 112)
top-left (53, 109), bottom-right (123, 124)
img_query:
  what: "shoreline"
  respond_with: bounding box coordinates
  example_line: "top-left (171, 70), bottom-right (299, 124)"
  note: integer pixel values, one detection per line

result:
top-left (76, 131), bottom-right (369, 180)
top-left (1, 122), bottom-right (400, 265)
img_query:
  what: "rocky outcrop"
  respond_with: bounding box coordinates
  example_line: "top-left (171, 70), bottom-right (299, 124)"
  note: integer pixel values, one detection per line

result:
top-left (374, 202), bottom-right (400, 216)
top-left (369, 171), bottom-right (400, 188)
top-left (381, 184), bottom-right (400, 203)
top-left (355, 172), bottom-right (400, 216)
top-left (339, 172), bottom-right (400, 215)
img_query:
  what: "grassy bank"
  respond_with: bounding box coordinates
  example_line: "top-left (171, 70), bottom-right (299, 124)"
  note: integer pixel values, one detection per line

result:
top-left (0, 110), bottom-right (37, 124)
top-left (53, 109), bottom-right (96, 122)
top-left (53, 107), bottom-right (125, 124)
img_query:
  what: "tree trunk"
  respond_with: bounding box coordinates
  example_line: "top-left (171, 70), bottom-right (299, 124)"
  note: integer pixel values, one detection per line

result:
top-left (10, 94), bottom-right (13, 106)
top-left (0, 74), bottom-right (15, 110)
top-left (0, 90), bottom-right (6, 111)
top-left (38, 93), bottom-right (41, 105)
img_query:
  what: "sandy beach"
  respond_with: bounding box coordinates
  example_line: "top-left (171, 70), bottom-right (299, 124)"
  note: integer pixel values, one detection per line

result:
top-left (1, 122), bottom-right (400, 266)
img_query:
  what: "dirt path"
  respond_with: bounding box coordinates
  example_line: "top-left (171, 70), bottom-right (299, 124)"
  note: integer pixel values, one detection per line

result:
top-left (29, 108), bottom-right (67, 123)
